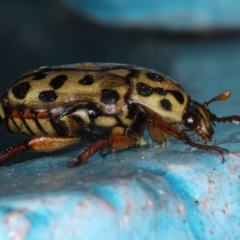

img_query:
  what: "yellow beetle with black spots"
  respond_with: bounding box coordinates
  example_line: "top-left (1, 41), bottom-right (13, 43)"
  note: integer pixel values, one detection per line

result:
top-left (0, 63), bottom-right (239, 167)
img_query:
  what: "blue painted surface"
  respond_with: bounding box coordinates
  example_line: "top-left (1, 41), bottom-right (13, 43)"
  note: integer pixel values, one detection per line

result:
top-left (0, 93), bottom-right (240, 239)
top-left (62, 0), bottom-right (240, 31)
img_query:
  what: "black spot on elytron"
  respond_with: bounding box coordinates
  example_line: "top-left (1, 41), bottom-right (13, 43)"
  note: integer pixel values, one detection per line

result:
top-left (100, 89), bottom-right (120, 104)
top-left (155, 87), bottom-right (167, 95)
top-left (49, 74), bottom-right (67, 89)
top-left (160, 98), bottom-right (172, 111)
top-left (79, 75), bottom-right (94, 85)
top-left (136, 82), bottom-right (153, 97)
top-left (155, 88), bottom-right (184, 104)
top-left (12, 82), bottom-right (31, 99)
top-left (39, 90), bottom-right (58, 102)
top-left (146, 72), bottom-right (165, 82)
top-left (171, 90), bottom-right (184, 104)
top-left (32, 72), bottom-right (47, 80)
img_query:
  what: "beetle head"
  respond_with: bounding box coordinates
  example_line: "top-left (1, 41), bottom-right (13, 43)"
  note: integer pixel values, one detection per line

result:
top-left (182, 90), bottom-right (231, 143)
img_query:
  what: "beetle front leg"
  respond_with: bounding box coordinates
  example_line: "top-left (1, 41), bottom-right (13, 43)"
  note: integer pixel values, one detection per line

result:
top-left (147, 117), bottom-right (228, 162)
top-left (68, 134), bottom-right (139, 167)
top-left (0, 136), bottom-right (81, 166)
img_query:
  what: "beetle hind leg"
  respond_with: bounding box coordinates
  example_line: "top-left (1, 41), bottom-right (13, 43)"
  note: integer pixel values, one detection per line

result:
top-left (0, 136), bottom-right (81, 166)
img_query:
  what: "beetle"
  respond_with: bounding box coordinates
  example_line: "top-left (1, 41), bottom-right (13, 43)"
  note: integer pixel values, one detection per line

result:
top-left (0, 63), bottom-right (239, 167)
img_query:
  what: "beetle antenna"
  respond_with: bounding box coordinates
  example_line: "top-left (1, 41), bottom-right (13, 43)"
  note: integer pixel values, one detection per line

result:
top-left (205, 90), bottom-right (240, 124)
top-left (204, 90), bottom-right (231, 108)
top-left (213, 115), bottom-right (240, 123)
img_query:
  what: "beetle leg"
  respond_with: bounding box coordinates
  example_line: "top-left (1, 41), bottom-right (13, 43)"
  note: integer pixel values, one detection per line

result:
top-left (0, 143), bottom-right (28, 166)
top-left (0, 136), bottom-right (81, 166)
top-left (68, 134), bottom-right (138, 167)
top-left (147, 117), bottom-right (228, 163)
top-left (213, 115), bottom-right (240, 124)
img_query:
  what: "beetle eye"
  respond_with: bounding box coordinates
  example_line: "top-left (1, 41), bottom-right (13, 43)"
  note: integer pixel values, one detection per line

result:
top-left (183, 113), bottom-right (198, 129)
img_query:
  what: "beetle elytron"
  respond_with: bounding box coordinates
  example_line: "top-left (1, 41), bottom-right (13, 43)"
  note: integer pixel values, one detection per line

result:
top-left (0, 63), bottom-right (239, 167)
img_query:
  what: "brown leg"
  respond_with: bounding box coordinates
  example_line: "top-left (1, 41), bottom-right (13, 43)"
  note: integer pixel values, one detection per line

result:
top-left (147, 117), bottom-right (228, 162)
top-left (0, 136), bottom-right (81, 166)
top-left (68, 134), bottom-right (138, 167)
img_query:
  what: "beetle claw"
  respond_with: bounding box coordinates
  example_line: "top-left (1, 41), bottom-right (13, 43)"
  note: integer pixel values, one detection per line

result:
top-left (68, 159), bottom-right (80, 168)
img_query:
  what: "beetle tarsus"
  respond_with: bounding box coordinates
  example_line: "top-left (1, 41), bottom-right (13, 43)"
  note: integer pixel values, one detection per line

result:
top-left (68, 158), bottom-right (80, 168)
top-left (183, 138), bottom-right (228, 163)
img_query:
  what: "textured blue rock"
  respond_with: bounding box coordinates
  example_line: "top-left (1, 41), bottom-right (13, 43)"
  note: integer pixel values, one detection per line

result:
top-left (62, 0), bottom-right (240, 31)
